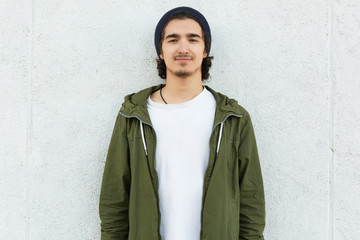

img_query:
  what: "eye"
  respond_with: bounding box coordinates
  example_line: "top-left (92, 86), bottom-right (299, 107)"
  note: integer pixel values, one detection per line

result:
top-left (169, 39), bottom-right (177, 43)
top-left (190, 39), bottom-right (198, 42)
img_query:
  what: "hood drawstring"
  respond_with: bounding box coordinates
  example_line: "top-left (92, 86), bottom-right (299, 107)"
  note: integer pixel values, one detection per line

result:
top-left (216, 122), bottom-right (224, 155)
top-left (139, 120), bottom-right (148, 156)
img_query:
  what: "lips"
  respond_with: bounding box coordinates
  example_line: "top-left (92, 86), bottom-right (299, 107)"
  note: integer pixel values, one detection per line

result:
top-left (175, 57), bottom-right (192, 62)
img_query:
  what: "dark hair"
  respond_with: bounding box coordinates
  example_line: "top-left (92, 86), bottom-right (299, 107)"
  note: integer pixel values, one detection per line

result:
top-left (156, 12), bottom-right (214, 81)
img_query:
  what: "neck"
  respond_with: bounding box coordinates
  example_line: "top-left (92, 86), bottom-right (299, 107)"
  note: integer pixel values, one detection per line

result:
top-left (162, 71), bottom-right (204, 104)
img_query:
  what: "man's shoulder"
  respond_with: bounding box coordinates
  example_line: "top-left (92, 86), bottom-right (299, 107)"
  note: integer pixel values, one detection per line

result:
top-left (117, 84), bottom-right (164, 118)
top-left (205, 85), bottom-right (251, 118)
top-left (121, 84), bottom-right (163, 105)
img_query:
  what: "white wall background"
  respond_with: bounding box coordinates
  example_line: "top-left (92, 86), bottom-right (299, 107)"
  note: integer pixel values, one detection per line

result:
top-left (1, 0), bottom-right (359, 239)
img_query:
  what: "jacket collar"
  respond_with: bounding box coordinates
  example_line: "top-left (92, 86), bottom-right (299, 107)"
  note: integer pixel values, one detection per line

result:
top-left (119, 84), bottom-right (244, 128)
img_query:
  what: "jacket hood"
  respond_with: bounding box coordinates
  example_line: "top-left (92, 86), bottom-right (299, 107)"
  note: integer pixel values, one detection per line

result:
top-left (119, 83), bottom-right (246, 128)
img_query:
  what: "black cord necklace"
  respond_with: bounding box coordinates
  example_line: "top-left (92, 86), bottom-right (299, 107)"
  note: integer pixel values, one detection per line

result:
top-left (160, 87), bottom-right (167, 104)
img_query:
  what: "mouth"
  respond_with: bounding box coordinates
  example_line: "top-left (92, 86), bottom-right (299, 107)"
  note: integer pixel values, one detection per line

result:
top-left (175, 58), bottom-right (192, 63)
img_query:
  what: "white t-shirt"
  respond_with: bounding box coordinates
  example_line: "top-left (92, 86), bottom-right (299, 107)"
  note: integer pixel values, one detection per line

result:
top-left (147, 86), bottom-right (216, 240)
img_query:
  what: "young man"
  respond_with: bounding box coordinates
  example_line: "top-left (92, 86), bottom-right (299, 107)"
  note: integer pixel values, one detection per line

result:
top-left (99, 6), bottom-right (265, 240)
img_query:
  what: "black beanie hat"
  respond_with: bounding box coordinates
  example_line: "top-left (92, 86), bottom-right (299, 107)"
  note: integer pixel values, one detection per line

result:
top-left (154, 6), bottom-right (211, 57)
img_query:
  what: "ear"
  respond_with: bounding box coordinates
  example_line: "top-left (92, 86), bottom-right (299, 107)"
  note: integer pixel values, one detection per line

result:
top-left (160, 53), bottom-right (164, 59)
top-left (203, 50), bottom-right (207, 58)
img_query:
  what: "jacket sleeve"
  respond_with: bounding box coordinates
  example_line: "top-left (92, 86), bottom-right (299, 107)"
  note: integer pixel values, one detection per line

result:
top-left (238, 112), bottom-right (266, 240)
top-left (99, 112), bottom-right (131, 240)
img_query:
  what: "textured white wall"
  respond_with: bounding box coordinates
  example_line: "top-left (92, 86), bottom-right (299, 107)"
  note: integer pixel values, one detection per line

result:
top-left (0, 0), bottom-right (359, 239)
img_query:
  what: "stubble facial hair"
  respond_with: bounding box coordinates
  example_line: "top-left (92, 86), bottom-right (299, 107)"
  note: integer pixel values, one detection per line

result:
top-left (174, 71), bottom-right (191, 77)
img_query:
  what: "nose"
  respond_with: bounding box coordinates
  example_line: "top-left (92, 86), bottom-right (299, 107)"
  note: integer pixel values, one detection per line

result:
top-left (177, 39), bottom-right (189, 54)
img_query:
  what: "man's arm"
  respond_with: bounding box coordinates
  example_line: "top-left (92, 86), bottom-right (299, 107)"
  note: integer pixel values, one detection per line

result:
top-left (99, 113), bottom-right (131, 240)
top-left (238, 112), bottom-right (266, 240)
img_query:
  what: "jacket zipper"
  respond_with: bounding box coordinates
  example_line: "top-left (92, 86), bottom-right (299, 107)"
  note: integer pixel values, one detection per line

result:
top-left (200, 113), bottom-right (243, 239)
top-left (118, 111), bottom-right (162, 240)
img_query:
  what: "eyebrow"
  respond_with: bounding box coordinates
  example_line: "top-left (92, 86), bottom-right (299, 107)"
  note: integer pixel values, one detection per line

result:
top-left (165, 33), bottom-right (202, 39)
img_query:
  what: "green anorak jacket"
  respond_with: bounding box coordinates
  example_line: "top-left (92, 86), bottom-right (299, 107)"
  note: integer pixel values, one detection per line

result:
top-left (99, 84), bottom-right (266, 240)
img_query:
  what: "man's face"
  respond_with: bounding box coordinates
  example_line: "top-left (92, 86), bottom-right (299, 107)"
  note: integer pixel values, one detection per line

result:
top-left (160, 18), bottom-right (207, 79)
